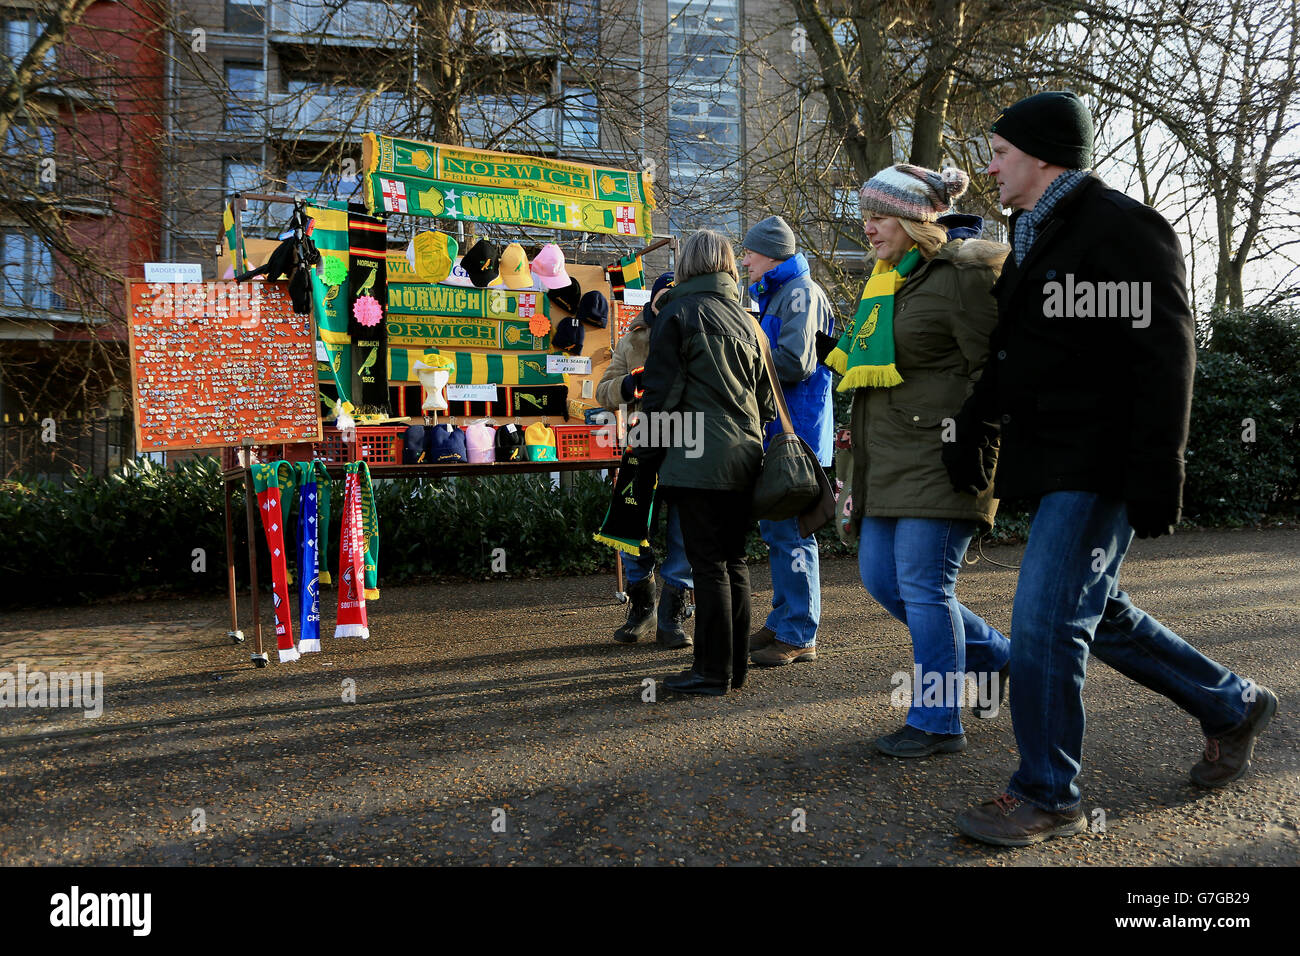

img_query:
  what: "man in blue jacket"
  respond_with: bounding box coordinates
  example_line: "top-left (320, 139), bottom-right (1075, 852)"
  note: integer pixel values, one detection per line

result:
top-left (741, 216), bottom-right (836, 666)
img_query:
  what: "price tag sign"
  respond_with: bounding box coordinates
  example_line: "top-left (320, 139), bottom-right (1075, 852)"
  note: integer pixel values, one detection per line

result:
top-left (624, 288), bottom-right (651, 307)
top-left (144, 263), bottom-right (203, 283)
top-left (546, 354), bottom-right (592, 375)
top-left (446, 383), bottom-right (499, 402)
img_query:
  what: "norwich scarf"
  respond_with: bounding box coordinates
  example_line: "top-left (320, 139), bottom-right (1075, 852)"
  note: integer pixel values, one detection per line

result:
top-left (307, 203), bottom-right (352, 403)
top-left (293, 461), bottom-right (332, 652)
top-left (362, 134), bottom-right (655, 239)
top-left (335, 461), bottom-right (378, 638)
top-left (593, 451), bottom-right (658, 556)
top-left (388, 348), bottom-right (567, 386)
top-left (825, 247), bottom-right (922, 392)
top-left (253, 461), bottom-right (300, 663)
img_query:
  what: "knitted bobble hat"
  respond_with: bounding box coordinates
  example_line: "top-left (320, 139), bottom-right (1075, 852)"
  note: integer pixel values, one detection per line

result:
top-left (858, 163), bottom-right (970, 222)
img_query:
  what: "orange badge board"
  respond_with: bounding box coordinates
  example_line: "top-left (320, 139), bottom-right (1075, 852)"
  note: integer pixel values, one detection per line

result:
top-left (126, 279), bottom-right (322, 451)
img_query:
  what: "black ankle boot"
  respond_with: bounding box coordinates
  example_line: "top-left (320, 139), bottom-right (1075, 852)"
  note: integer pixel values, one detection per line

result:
top-left (614, 577), bottom-right (657, 643)
top-left (656, 585), bottom-right (692, 648)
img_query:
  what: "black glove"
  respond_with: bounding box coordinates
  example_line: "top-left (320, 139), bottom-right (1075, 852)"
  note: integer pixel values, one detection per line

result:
top-left (815, 330), bottom-right (839, 364)
top-left (620, 366), bottom-right (644, 402)
top-left (1127, 498), bottom-right (1178, 538)
top-left (942, 438), bottom-right (991, 495)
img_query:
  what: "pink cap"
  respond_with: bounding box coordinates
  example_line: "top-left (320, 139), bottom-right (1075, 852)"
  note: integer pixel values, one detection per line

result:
top-left (529, 243), bottom-right (571, 289)
top-left (465, 422), bottom-right (496, 463)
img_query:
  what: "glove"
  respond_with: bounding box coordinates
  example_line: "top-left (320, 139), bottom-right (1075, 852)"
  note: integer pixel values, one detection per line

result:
top-left (620, 366), bottom-right (645, 402)
top-left (815, 331), bottom-right (839, 364)
top-left (1127, 498), bottom-right (1178, 538)
top-left (942, 437), bottom-right (992, 496)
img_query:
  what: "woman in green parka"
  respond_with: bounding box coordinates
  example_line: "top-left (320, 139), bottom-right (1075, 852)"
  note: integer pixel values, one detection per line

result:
top-left (828, 163), bottom-right (1012, 757)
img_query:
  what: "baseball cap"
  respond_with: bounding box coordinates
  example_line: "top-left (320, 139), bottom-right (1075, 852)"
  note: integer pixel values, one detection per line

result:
top-left (529, 243), bottom-right (571, 289)
top-left (500, 243), bottom-right (533, 290)
top-left (461, 239), bottom-right (501, 288)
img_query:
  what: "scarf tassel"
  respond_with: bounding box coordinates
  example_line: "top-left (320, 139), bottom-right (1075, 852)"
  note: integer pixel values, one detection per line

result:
top-left (592, 532), bottom-right (651, 557)
top-left (837, 363), bottom-right (903, 392)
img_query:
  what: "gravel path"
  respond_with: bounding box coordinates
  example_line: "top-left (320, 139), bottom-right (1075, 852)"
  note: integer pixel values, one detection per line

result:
top-left (1, 528), bottom-right (1296, 866)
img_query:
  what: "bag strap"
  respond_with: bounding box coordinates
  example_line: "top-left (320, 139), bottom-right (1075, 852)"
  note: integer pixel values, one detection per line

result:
top-left (750, 315), bottom-right (796, 437)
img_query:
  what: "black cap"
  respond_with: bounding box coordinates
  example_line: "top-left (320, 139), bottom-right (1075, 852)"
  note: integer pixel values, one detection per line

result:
top-left (494, 422), bottom-right (525, 461)
top-left (576, 290), bottom-right (608, 329)
top-left (545, 277), bottom-right (582, 314)
top-left (991, 91), bottom-right (1094, 170)
top-left (461, 239), bottom-right (501, 288)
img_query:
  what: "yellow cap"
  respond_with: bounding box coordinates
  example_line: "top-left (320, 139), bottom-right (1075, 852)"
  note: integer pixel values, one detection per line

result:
top-left (500, 243), bottom-right (532, 289)
top-left (408, 231), bottom-right (458, 283)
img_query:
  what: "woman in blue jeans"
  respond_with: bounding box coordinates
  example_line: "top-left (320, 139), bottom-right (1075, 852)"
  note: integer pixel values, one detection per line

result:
top-left (829, 163), bottom-right (1012, 756)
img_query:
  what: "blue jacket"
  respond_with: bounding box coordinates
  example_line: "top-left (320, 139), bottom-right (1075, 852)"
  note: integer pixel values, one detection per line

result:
top-left (750, 253), bottom-right (834, 465)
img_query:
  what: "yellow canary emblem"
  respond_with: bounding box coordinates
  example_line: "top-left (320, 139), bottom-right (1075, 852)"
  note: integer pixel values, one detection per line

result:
top-left (855, 304), bottom-right (880, 348)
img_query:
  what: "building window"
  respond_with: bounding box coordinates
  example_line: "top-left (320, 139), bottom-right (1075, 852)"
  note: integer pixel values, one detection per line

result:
top-left (1, 230), bottom-right (57, 310)
top-left (2, 14), bottom-right (56, 69)
top-left (563, 0), bottom-right (599, 53)
top-left (224, 160), bottom-right (271, 237)
top-left (224, 62), bottom-right (265, 132)
top-left (225, 1), bottom-right (265, 34)
top-left (3, 121), bottom-right (55, 190)
top-left (833, 188), bottom-right (860, 221)
top-left (561, 87), bottom-right (598, 149)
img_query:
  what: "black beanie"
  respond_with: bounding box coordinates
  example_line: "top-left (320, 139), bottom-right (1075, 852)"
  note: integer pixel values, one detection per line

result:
top-left (991, 91), bottom-right (1094, 170)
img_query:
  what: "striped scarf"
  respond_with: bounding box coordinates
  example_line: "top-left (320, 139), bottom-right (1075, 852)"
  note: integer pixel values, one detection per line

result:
top-left (825, 247), bottom-right (922, 391)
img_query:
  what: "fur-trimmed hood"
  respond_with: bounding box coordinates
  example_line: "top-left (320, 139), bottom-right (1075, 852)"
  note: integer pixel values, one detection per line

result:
top-left (935, 237), bottom-right (1010, 274)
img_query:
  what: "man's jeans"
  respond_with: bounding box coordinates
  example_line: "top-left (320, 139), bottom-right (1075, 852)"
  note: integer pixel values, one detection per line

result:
top-left (1007, 491), bottom-right (1252, 811)
top-left (859, 516), bottom-right (1011, 734)
top-left (625, 502), bottom-right (693, 592)
top-left (759, 517), bottom-right (820, 648)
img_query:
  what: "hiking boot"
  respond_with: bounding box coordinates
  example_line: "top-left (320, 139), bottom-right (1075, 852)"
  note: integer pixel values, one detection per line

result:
top-left (613, 577), bottom-right (657, 644)
top-left (750, 638), bottom-right (817, 667)
top-left (875, 724), bottom-right (967, 758)
top-left (1189, 685), bottom-right (1278, 788)
top-left (956, 794), bottom-right (1087, 847)
top-left (748, 626), bottom-right (777, 651)
top-left (656, 584), bottom-right (693, 649)
top-left (972, 663), bottom-right (1010, 719)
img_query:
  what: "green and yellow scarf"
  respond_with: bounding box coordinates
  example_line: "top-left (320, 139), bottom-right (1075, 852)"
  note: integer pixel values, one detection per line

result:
top-left (825, 246), bottom-right (922, 391)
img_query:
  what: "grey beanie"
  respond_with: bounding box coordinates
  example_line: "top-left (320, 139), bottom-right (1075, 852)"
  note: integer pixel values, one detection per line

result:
top-left (743, 215), bottom-right (796, 260)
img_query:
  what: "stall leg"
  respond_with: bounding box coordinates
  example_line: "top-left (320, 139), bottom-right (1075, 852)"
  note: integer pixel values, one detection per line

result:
top-left (243, 464), bottom-right (268, 667)
top-left (224, 477), bottom-right (244, 644)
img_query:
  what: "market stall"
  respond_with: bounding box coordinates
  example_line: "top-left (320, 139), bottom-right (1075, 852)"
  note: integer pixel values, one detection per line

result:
top-left (127, 137), bottom-right (673, 667)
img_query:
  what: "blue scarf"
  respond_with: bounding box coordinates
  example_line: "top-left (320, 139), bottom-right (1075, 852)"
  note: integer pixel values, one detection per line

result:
top-left (1013, 169), bottom-right (1090, 266)
top-left (749, 252), bottom-right (809, 316)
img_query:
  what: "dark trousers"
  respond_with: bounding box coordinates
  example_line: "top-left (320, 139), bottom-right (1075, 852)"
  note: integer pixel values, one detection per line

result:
top-left (667, 487), bottom-right (753, 684)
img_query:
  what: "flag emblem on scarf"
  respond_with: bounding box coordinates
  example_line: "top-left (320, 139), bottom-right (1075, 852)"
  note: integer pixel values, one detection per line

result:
top-left (517, 292), bottom-right (536, 318)
top-left (615, 206), bottom-right (637, 235)
top-left (380, 179), bottom-right (408, 213)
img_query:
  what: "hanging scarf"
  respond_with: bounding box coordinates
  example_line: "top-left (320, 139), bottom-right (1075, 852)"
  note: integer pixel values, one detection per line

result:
top-left (347, 210), bottom-right (389, 408)
top-left (335, 462), bottom-right (370, 639)
top-left (294, 462), bottom-right (329, 653)
top-left (592, 451), bottom-right (658, 556)
top-left (253, 461), bottom-right (300, 663)
top-left (356, 460), bottom-right (379, 600)
top-left (825, 246), bottom-right (923, 392)
top-left (388, 348), bottom-right (567, 386)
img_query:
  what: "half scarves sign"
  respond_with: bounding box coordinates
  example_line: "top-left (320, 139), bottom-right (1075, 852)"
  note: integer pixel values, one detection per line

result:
top-left (363, 135), bottom-right (656, 239)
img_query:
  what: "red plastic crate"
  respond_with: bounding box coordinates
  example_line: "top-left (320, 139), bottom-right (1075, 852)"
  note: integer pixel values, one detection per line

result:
top-left (554, 424), bottom-right (621, 461)
top-left (354, 426), bottom-right (404, 465)
top-left (220, 426), bottom-right (404, 468)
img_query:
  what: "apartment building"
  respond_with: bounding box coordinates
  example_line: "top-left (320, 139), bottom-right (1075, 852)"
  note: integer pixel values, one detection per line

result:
top-left (0, 0), bottom-right (162, 471)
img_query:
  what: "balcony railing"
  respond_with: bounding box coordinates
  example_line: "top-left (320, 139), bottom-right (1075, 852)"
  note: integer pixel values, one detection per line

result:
top-left (0, 156), bottom-right (113, 213)
top-left (461, 96), bottom-right (557, 151)
top-left (269, 0), bottom-right (414, 47)
top-left (268, 89), bottom-right (418, 137)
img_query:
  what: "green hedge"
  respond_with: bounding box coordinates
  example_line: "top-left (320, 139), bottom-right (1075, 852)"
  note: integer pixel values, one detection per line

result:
top-left (3, 310), bottom-right (1295, 607)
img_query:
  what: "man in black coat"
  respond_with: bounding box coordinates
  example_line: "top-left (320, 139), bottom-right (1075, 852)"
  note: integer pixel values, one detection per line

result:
top-left (944, 91), bottom-right (1277, 847)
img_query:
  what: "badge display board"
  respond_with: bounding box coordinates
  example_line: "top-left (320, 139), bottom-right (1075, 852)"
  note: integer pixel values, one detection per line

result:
top-left (126, 279), bottom-right (323, 451)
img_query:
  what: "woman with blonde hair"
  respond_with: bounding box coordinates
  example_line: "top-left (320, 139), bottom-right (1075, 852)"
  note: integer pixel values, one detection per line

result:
top-left (826, 163), bottom-right (1012, 754)
top-left (635, 229), bottom-right (776, 695)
